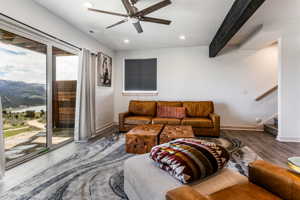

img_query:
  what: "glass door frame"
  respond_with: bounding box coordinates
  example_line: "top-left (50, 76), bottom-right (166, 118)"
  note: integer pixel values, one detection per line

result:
top-left (0, 16), bottom-right (79, 168)
top-left (48, 45), bottom-right (79, 149)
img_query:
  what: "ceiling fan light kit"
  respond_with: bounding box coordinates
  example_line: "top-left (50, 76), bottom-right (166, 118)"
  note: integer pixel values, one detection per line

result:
top-left (88, 0), bottom-right (172, 34)
top-left (129, 17), bottom-right (139, 24)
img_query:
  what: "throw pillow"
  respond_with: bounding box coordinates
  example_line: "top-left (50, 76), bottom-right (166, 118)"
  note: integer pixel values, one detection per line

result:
top-left (150, 138), bottom-right (230, 184)
top-left (157, 105), bottom-right (186, 119)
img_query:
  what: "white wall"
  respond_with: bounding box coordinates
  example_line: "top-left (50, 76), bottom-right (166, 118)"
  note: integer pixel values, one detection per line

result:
top-left (114, 45), bottom-right (278, 128)
top-left (278, 33), bottom-right (300, 142)
top-left (0, 0), bottom-right (115, 130)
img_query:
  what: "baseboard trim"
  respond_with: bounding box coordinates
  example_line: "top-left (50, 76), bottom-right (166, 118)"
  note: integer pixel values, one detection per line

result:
top-left (76, 123), bottom-right (115, 143)
top-left (221, 125), bottom-right (263, 132)
top-left (113, 122), bottom-right (119, 126)
top-left (95, 122), bottom-right (114, 136)
top-left (276, 136), bottom-right (300, 143)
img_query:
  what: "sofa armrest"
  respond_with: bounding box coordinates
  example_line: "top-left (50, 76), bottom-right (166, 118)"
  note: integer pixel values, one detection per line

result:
top-left (249, 160), bottom-right (300, 200)
top-left (166, 186), bottom-right (210, 200)
top-left (209, 113), bottom-right (220, 129)
top-left (119, 111), bottom-right (130, 131)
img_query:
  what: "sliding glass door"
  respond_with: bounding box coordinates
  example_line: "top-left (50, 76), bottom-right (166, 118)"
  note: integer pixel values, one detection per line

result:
top-left (0, 28), bottom-right (47, 164)
top-left (52, 47), bottom-right (78, 146)
top-left (0, 26), bottom-right (79, 167)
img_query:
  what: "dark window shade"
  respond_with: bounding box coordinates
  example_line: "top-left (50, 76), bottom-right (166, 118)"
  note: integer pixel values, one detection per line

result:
top-left (124, 58), bottom-right (157, 91)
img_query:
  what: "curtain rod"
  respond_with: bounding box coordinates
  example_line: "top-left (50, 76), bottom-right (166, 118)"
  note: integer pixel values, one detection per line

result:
top-left (0, 12), bottom-right (82, 51)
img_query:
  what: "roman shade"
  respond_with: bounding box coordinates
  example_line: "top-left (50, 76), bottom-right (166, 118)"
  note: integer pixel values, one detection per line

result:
top-left (124, 58), bottom-right (157, 91)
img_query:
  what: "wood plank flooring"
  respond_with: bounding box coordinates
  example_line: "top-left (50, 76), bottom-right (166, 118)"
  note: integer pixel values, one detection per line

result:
top-left (223, 130), bottom-right (300, 167)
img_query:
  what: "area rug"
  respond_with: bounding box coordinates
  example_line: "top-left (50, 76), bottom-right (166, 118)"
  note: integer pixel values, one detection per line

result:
top-left (0, 133), bottom-right (261, 200)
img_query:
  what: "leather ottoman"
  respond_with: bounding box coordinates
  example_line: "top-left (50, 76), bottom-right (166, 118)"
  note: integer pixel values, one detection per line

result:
top-left (160, 125), bottom-right (194, 144)
top-left (126, 124), bottom-right (164, 154)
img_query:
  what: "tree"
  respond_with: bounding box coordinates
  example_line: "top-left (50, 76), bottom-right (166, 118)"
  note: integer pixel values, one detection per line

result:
top-left (40, 109), bottom-right (45, 116)
top-left (25, 110), bottom-right (35, 118)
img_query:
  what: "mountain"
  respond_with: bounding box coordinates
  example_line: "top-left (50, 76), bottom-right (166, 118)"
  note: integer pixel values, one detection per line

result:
top-left (0, 79), bottom-right (46, 109)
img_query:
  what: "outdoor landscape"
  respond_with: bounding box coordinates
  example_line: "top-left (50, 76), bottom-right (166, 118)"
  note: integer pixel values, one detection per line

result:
top-left (1, 79), bottom-right (46, 137)
top-left (1, 79), bottom-right (47, 162)
top-left (1, 79), bottom-right (76, 163)
top-left (0, 79), bottom-right (46, 109)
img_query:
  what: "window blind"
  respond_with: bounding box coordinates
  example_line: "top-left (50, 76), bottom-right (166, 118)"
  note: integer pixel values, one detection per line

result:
top-left (124, 58), bottom-right (157, 91)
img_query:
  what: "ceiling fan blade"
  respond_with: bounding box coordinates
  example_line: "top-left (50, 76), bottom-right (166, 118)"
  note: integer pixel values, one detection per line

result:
top-left (121, 0), bottom-right (136, 16)
top-left (106, 19), bottom-right (129, 29)
top-left (88, 8), bottom-right (128, 17)
top-left (133, 21), bottom-right (143, 33)
top-left (140, 17), bottom-right (171, 25)
top-left (135, 0), bottom-right (172, 17)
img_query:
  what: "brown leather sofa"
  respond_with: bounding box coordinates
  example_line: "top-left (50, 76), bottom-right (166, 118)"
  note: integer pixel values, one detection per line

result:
top-left (119, 100), bottom-right (220, 137)
top-left (166, 160), bottom-right (300, 200)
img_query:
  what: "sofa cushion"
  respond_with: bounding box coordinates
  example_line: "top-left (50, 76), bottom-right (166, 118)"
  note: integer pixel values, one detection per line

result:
top-left (209, 183), bottom-right (282, 200)
top-left (183, 101), bottom-right (214, 117)
top-left (150, 138), bottom-right (230, 184)
top-left (152, 117), bottom-right (181, 125)
top-left (157, 101), bottom-right (182, 107)
top-left (129, 101), bottom-right (157, 117)
top-left (182, 118), bottom-right (214, 128)
top-left (157, 105), bottom-right (186, 119)
top-left (125, 116), bottom-right (152, 125)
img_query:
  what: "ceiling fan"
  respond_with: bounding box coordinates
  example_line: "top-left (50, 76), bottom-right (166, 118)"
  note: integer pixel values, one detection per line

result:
top-left (88, 0), bottom-right (172, 34)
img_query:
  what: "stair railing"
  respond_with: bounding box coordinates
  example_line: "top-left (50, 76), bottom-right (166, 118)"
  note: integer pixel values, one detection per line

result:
top-left (255, 85), bottom-right (278, 101)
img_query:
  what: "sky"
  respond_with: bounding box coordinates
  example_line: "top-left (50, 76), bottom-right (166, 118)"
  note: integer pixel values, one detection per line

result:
top-left (0, 42), bottom-right (78, 84)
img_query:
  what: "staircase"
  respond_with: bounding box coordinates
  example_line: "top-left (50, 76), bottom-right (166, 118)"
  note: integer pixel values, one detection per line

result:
top-left (255, 85), bottom-right (278, 137)
top-left (264, 117), bottom-right (278, 136)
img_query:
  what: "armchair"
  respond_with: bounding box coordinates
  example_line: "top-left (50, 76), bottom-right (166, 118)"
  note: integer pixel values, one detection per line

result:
top-left (166, 160), bottom-right (300, 200)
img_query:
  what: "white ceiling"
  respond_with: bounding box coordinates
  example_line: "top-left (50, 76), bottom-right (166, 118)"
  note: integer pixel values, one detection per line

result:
top-left (231, 0), bottom-right (300, 47)
top-left (33, 0), bottom-right (300, 51)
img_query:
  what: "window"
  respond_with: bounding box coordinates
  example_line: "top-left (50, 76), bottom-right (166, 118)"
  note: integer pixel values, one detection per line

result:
top-left (124, 58), bottom-right (157, 93)
top-left (0, 19), bottom-right (79, 167)
top-left (0, 28), bottom-right (47, 164)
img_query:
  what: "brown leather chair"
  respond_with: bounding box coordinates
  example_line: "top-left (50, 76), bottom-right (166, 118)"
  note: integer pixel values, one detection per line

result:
top-left (166, 160), bottom-right (300, 200)
top-left (119, 100), bottom-right (220, 137)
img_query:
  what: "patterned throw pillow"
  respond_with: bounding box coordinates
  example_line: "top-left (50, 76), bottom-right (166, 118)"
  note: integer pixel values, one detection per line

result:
top-left (150, 138), bottom-right (230, 184)
top-left (157, 105), bottom-right (186, 119)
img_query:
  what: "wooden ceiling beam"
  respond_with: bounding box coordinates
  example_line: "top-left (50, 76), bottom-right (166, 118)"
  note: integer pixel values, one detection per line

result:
top-left (209, 0), bottom-right (265, 58)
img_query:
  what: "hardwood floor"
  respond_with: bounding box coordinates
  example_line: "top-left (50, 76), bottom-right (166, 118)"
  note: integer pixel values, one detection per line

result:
top-left (223, 130), bottom-right (300, 167)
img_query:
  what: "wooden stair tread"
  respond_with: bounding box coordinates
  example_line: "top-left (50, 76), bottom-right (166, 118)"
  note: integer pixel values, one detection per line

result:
top-left (264, 124), bottom-right (278, 137)
top-left (264, 124), bottom-right (278, 130)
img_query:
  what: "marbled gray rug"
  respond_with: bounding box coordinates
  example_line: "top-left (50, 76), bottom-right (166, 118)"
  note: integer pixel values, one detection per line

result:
top-left (0, 133), bottom-right (261, 200)
top-left (0, 133), bottom-right (132, 200)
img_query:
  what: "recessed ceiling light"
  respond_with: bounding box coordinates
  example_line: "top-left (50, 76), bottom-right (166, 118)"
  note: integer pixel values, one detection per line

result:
top-left (124, 39), bottom-right (130, 44)
top-left (179, 35), bottom-right (186, 40)
top-left (83, 2), bottom-right (93, 9)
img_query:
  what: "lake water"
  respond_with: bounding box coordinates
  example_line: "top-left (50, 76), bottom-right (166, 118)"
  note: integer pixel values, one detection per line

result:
top-left (10, 105), bottom-right (46, 113)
